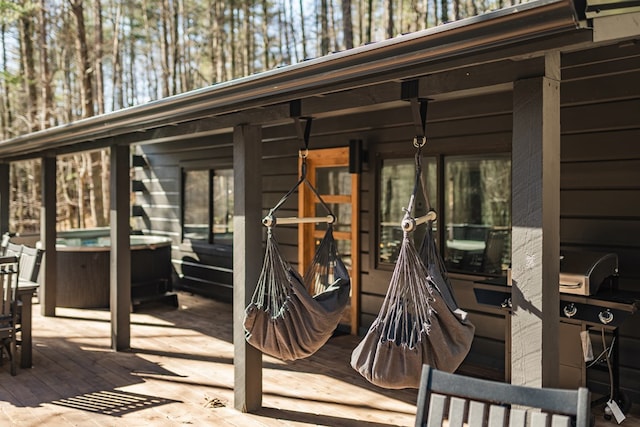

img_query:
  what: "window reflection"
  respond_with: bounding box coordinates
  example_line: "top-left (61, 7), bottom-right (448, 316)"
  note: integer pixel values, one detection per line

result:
top-left (212, 169), bottom-right (234, 244)
top-left (379, 157), bottom-right (437, 264)
top-left (444, 155), bottom-right (511, 275)
top-left (183, 168), bottom-right (234, 244)
top-left (316, 167), bottom-right (351, 195)
top-left (184, 170), bottom-right (209, 241)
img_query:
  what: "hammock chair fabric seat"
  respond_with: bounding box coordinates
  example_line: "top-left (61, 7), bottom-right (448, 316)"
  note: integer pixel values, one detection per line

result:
top-left (244, 225), bottom-right (351, 361)
top-left (351, 228), bottom-right (475, 389)
top-left (244, 261), bottom-right (349, 361)
top-left (350, 284), bottom-right (475, 389)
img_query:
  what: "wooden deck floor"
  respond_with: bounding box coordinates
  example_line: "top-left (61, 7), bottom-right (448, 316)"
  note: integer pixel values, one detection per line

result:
top-left (0, 291), bottom-right (638, 427)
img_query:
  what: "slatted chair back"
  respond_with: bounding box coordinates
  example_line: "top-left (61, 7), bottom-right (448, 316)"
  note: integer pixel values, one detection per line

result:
top-left (0, 256), bottom-right (19, 316)
top-left (18, 245), bottom-right (44, 283)
top-left (5, 242), bottom-right (23, 258)
top-left (415, 365), bottom-right (591, 427)
top-left (0, 255), bottom-right (20, 375)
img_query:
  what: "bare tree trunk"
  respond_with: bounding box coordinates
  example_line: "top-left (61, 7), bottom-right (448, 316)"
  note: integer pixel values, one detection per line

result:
top-left (101, 149), bottom-right (110, 225)
top-left (160, 0), bottom-right (171, 97)
top-left (243, 0), bottom-right (251, 76)
top-left (19, 11), bottom-right (38, 132)
top-left (287, 0), bottom-right (299, 62)
top-left (93, 0), bottom-right (104, 115)
top-left (141, 0), bottom-right (159, 98)
top-left (262, 0), bottom-right (270, 69)
top-left (366, 0), bottom-right (373, 42)
top-left (111, 2), bottom-right (123, 110)
top-left (75, 153), bottom-right (86, 228)
top-left (86, 151), bottom-right (105, 227)
top-left (342, 0), bottom-right (353, 49)
top-left (172, 0), bottom-right (181, 94)
top-left (440, 0), bottom-right (448, 23)
top-left (69, 0), bottom-right (95, 118)
top-left (38, 0), bottom-right (52, 130)
top-left (230, 0), bottom-right (237, 77)
top-left (386, 0), bottom-right (394, 38)
top-left (320, 0), bottom-right (329, 55)
top-left (1, 25), bottom-right (13, 139)
top-left (298, 0), bottom-right (308, 59)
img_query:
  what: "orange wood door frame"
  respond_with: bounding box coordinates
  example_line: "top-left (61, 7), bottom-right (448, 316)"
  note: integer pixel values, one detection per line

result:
top-left (298, 147), bottom-right (360, 335)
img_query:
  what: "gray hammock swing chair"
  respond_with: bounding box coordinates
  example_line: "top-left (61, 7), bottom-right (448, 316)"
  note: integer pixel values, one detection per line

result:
top-left (351, 99), bottom-right (475, 389)
top-left (243, 117), bottom-right (351, 361)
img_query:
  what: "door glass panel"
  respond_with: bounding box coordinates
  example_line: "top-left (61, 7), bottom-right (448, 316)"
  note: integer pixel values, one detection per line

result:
top-left (316, 167), bottom-right (351, 194)
top-left (315, 202), bottom-right (351, 233)
top-left (444, 154), bottom-right (511, 275)
top-left (379, 156), bottom-right (437, 264)
top-left (337, 240), bottom-right (352, 268)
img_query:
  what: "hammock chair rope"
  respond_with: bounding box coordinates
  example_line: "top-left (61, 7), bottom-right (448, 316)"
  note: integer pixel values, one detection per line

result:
top-left (244, 116), bottom-right (351, 361)
top-left (262, 118), bottom-right (335, 227)
top-left (351, 98), bottom-right (475, 389)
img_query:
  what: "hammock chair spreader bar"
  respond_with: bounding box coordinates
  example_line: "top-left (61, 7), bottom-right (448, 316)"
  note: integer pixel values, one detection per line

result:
top-left (262, 214), bottom-right (335, 227)
top-left (401, 210), bottom-right (437, 232)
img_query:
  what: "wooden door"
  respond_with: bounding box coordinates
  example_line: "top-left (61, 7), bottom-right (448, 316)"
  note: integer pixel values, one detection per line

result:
top-left (298, 147), bottom-right (360, 335)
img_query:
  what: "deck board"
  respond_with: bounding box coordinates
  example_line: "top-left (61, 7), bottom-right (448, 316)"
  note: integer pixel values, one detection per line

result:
top-left (0, 291), bottom-right (637, 426)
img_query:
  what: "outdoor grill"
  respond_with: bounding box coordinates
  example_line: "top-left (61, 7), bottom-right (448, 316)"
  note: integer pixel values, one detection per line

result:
top-left (477, 250), bottom-right (635, 328)
top-left (559, 250), bottom-right (618, 296)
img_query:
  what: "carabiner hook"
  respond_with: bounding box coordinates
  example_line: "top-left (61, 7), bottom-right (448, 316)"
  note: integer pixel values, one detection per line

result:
top-left (413, 136), bottom-right (427, 148)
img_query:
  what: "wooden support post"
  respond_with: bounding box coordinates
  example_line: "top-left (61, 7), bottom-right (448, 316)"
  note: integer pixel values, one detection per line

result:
top-left (41, 155), bottom-right (57, 317)
top-left (0, 163), bottom-right (9, 235)
top-left (510, 52), bottom-right (561, 388)
top-left (233, 124), bottom-right (263, 412)
top-left (110, 144), bottom-right (131, 351)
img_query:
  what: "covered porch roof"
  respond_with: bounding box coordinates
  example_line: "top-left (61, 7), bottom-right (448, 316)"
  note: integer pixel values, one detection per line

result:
top-left (1, 0), bottom-right (639, 416)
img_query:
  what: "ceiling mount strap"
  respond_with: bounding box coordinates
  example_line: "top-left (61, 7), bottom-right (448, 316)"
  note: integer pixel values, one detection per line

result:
top-left (401, 80), bottom-right (429, 141)
top-left (293, 116), bottom-right (313, 152)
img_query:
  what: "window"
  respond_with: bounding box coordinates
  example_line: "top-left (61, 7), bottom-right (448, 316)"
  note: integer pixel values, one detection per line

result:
top-left (183, 168), bottom-right (233, 244)
top-left (378, 156), bottom-right (437, 264)
top-left (376, 153), bottom-right (511, 276)
top-left (443, 155), bottom-right (511, 275)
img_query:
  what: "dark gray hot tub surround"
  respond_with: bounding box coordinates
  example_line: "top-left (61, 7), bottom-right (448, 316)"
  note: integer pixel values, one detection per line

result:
top-left (56, 228), bottom-right (177, 309)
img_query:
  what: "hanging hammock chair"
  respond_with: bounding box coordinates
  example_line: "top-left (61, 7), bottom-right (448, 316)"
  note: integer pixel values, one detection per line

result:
top-left (350, 99), bottom-right (475, 389)
top-left (243, 118), bottom-right (351, 361)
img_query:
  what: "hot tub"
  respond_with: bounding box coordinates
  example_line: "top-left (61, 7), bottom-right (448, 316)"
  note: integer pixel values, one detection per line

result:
top-left (56, 229), bottom-right (173, 308)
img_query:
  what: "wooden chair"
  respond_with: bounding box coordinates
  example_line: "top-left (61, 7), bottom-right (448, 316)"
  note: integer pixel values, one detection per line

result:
top-left (4, 242), bottom-right (23, 258)
top-left (17, 245), bottom-right (44, 284)
top-left (0, 255), bottom-right (20, 375)
top-left (415, 365), bottom-right (591, 427)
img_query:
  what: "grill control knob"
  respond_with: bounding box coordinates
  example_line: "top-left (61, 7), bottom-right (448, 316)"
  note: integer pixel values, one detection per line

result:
top-left (563, 303), bottom-right (577, 318)
top-left (598, 309), bottom-right (614, 325)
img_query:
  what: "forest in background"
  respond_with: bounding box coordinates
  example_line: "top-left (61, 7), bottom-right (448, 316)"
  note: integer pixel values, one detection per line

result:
top-left (1, 0), bottom-right (524, 232)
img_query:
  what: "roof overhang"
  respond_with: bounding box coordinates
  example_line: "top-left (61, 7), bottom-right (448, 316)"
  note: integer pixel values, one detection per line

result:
top-left (0, 0), bottom-right (590, 159)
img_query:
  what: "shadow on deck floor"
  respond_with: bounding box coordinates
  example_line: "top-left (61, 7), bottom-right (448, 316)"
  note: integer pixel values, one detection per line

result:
top-left (0, 291), bottom-right (637, 427)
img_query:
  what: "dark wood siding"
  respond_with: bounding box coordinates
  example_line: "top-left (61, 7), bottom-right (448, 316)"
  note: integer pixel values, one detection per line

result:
top-left (133, 134), bottom-right (234, 299)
